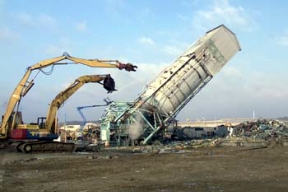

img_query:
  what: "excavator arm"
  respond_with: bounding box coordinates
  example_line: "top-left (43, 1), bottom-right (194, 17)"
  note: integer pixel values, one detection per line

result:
top-left (0, 52), bottom-right (137, 138)
top-left (29, 53), bottom-right (137, 71)
top-left (77, 98), bottom-right (112, 126)
top-left (45, 74), bottom-right (114, 134)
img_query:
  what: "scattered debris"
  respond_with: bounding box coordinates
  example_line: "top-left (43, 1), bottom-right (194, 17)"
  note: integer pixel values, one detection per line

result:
top-left (3, 157), bottom-right (39, 165)
top-left (228, 119), bottom-right (288, 141)
top-left (74, 142), bottom-right (105, 152)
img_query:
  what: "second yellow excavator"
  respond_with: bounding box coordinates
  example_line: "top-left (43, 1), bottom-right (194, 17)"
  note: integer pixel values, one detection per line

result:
top-left (15, 74), bottom-right (114, 153)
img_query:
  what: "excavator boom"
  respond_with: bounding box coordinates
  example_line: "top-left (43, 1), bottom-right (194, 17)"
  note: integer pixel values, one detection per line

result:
top-left (45, 74), bottom-right (112, 133)
top-left (77, 98), bottom-right (112, 126)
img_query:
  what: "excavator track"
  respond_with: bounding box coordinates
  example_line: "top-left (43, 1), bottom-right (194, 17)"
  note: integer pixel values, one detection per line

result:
top-left (14, 141), bottom-right (76, 153)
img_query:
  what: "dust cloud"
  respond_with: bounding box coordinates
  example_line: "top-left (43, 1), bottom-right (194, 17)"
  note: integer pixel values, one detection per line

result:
top-left (128, 114), bottom-right (143, 140)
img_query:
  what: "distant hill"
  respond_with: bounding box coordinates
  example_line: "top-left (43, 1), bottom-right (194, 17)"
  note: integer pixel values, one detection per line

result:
top-left (276, 117), bottom-right (288, 121)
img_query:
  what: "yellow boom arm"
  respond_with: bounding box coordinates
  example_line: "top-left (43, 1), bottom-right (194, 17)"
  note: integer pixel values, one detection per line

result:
top-left (46, 74), bottom-right (110, 134)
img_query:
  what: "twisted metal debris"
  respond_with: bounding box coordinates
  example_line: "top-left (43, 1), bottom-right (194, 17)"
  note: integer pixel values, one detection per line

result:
top-left (229, 119), bottom-right (288, 140)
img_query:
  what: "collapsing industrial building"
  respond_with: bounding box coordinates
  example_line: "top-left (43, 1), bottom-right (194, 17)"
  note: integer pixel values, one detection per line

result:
top-left (98, 24), bottom-right (241, 147)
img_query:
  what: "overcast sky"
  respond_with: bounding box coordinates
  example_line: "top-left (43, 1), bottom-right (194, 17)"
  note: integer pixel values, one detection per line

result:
top-left (1, 0), bottom-right (288, 123)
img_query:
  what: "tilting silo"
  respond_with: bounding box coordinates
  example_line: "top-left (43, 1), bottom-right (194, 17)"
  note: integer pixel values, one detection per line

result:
top-left (100, 24), bottom-right (241, 146)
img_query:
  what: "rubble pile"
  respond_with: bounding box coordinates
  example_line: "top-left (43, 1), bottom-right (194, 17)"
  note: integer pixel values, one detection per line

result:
top-left (132, 139), bottom-right (222, 154)
top-left (230, 119), bottom-right (288, 140)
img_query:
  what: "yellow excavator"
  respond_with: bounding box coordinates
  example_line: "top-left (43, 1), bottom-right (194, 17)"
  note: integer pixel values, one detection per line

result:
top-left (16, 74), bottom-right (115, 153)
top-left (0, 52), bottom-right (137, 152)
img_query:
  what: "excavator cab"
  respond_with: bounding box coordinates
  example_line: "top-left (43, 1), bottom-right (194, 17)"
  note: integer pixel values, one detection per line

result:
top-left (37, 117), bottom-right (46, 129)
top-left (37, 116), bottom-right (57, 134)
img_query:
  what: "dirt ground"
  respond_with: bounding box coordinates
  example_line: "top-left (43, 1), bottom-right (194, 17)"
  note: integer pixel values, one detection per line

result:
top-left (1, 144), bottom-right (288, 192)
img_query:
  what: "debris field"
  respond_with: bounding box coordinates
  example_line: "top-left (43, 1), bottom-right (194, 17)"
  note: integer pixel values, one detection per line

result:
top-left (1, 119), bottom-right (288, 192)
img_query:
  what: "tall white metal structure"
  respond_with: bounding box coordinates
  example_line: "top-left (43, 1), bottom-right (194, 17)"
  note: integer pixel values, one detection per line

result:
top-left (100, 24), bottom-right (241, 146)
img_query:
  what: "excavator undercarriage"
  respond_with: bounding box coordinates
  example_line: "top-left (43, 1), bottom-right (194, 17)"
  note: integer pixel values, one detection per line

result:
top-left (14, 141), bottom-right (76, 153)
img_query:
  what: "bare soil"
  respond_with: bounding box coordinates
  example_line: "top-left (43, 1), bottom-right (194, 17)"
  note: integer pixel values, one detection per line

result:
top-left (1, 145), bottom-right (288, 192)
